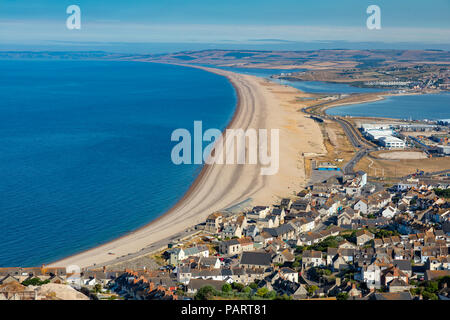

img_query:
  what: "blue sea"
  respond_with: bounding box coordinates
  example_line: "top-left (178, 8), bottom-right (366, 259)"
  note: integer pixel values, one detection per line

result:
top-left (0, 60), bottom-right (236, 267)
top-left (326, 93), bottom-right (450, 120)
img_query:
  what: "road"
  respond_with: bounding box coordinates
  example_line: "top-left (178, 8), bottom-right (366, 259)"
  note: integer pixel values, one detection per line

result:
top-left (302, 102), bottom-right (376, 175)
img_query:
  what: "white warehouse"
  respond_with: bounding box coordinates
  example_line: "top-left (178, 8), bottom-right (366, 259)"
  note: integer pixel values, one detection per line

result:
top-left (378, 136), bottom-right (406, 149)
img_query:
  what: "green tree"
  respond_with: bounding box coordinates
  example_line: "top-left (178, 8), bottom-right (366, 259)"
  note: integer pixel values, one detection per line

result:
top-left (222, 283), bottom-right (232, 293)
top-left (422, 291), bottom-right (438, 300)
top-left (93, 283), bottom-right (102, 293)
top-left (232, 282), bottom-right (244, 292)
top-left (336, 292), bottom-right (349, 300)
top-left (249, 282), bottom-right (258, 290)
top-left (275, 294), bottom-right (292, 300)
top-left (194, 285), bottom-right (217, 300)
top-left (256, 287), bottom-right (269, 297)
top-left (21, 277), bottom-right (50, 286)
top-left (307, 285), bottom-right (318, 297)
top-left (264, 290), bottom-right (277, 299)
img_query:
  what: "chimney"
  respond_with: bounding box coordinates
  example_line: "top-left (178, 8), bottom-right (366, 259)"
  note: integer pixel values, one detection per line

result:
top-left (103, 266), bottom-right (106, 272)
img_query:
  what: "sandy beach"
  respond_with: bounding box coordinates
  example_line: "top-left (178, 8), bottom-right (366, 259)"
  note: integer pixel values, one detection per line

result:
top-left (49, 66), bottom-right (325, 269)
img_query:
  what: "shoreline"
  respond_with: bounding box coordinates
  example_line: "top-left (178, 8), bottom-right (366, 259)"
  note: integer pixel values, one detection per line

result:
top-left (47, 61), bottom-right (329, 269)
top-left (40, 65), bottom-right (448, 269)
top-left (49, 64), bottom-right (325, 268)
top-left (47, 65), bottom-right (244, 268)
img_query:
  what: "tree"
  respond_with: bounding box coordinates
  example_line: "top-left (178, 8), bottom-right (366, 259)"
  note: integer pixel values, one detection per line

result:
top-left (306, 285), bottom-right (318, 297)
top-left (422, 291), bottom-right (438, 300)
top-left (242, 286), bottom-right (252, 294)
top-left (21, 277), bottom-right (50, 286)
top-left (275, 294), bottom-right (292, 300)
top-left (93, 283), bottom-right (102, 293)
top-left (249, 282), bottom-right (258, 290)
top-left (264, 290), bottom-right (277, 299)
top-left (222, 283), bottom-right (232, 293)
top-left (256, 287), bottom-right (268, 297)
top-left (336, 292), bottom-right (349, 300)
top-left (232, 282), bottom-right (244, 292)
top-left (195, 285), bottom-right (217, 300)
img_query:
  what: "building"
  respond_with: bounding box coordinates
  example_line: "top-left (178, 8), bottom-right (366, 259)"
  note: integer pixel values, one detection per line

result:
top-left (437, 145), bottom-right (450, 155)
top-left (378, 136), bottom-right (406, 149)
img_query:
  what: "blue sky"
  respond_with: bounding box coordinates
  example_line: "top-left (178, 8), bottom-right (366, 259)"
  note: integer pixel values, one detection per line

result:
top-left (0, 0), bottom-right (449, 48)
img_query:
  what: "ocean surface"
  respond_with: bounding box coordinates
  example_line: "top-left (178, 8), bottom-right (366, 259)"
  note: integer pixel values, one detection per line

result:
top-left (0, 60), bottom-right (236, 267)
top-left (326, 93), bottom-right (450, 120)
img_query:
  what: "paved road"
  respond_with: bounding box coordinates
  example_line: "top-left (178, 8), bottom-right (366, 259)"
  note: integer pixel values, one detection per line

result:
top-left (302, 103), bottom-right (376, 175)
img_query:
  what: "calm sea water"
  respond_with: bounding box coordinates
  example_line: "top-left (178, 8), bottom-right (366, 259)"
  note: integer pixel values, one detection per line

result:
top-left (0, 60), bottom-right (236, 267)
top-left (326, 93), bottom-right (450, 120)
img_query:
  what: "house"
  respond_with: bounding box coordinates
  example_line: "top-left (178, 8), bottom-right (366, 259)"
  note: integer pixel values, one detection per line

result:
top-left (293, 217), bottom-right (315, 233)
top-left (338, 240), bottom-right (357, 250)
top-left (360, 262), bottom-right (381, 289)
top-left (332, 255), bottom-right (349, 272)
top-left (167, 248), bottom-right (185, 265)
top-left (382, 206), bottom-right (397, 219)
top-left (388, 278), bottom-right (410, 293)
top-left (279, 267), bottom-right (299, 283)
top-left (199, 257), bottom-right (221, 269)
top-left (367, 191), bottom-right (392, 213)
top-left (354, 199), bottom-right (368, 214)
top-left (280, 198), bottom-right (292, 210)
top-left (372, 292), bottom-right (412, 300)
top-left (326, 248), bottom-right (338, 266)
top-left (219, 239), bottom-right (241, 255)
top-left (0, 275), bottom-right (20, 285)
top-left (247, 206), bottom-right (271, 220)
top-left (237, 237), bottom-right (254, 252)
top-left (244, 225), bottom-right (259, 239)
top-left (356, 230), bottom-right (375, 246)
top-left (239, 252), bottom-right (273, 269)
top-left (424, 270), bottom-right (450, 281)
top-left (222, 224), bottom-right (242, 238)
top-left (381, 266), bottom-right (409, 286)
top-left (272, 278), bottom-right (307, 299)
top-left (290, 200), bottom-right (311, 213)
top-left (263, 223), bottom-right (296, 241)
top-left (338, 209), bottom-right (356, 226)
top-left (302, 250), bottom-right (324, 268)
top-left (253, 231), bottom-right (274, 247)
top-left (186, 279), bottom-right (226, 294)
top-left (271, 208), bottom-right (286, 224)
top-left (393, 260), bottom-right (412, 277)
top-left (184, 245), bottom-right (209, 258)
top-left (205, 212), bottom-right (224, 233)
top-left (256, 215), bottom-right (279, 229)
top-left (177, 266), bottom-right (192, 284)
top-left (273, 249), bottom-right (295, 264)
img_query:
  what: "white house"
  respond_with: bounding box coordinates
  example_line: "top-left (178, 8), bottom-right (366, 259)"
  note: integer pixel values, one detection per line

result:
top-left (382, 206), bottom-right (397, 219)
top-left (359, 263), bottom-right (381, 289)
top-left (354, 199), bottom-right (368, 215)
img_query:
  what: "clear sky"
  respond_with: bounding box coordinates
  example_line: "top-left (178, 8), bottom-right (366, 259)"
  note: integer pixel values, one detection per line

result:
top-left (0, 0), bottom-right (449, 49)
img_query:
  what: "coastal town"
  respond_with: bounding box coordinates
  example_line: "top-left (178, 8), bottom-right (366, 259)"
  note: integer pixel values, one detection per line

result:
top-left (2, 166), bottom-right (449, 300)
top-left (1, 49), bottom-right (449, 301)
